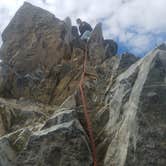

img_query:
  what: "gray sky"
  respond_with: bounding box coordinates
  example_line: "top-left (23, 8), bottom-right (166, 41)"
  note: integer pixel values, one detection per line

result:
top-left (0, 0), bottom-right (166, 55)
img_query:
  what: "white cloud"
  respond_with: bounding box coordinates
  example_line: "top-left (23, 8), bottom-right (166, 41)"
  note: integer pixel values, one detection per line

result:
top-left (0, 0), bottom-right (166, 56)
top-left (128, 34), bottom-right (152, 54)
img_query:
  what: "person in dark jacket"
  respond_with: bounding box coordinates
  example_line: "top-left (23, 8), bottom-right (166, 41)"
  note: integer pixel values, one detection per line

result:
top-left (76, 18), bottom-right (92, 37)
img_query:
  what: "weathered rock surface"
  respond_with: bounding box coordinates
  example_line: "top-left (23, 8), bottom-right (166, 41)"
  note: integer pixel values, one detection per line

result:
top-left (15, 111), bottom-right (93, 166)
top-left (0, 97), bottom-right (55, 134)
top-left (0, 2), bottom-right (74, 104)
top-left (1, 2), bottom-right (70, 72)
top-left (0, 2), bottom-right (119, 106)
top-left (97, 44), bottom-right (166, 166)
top-left (0, 2), bottom-right (165, 166)
top-left (0, 128), bottom-right (31, 166)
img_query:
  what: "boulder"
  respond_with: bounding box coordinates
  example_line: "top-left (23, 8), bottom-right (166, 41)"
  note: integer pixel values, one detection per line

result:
top-left (15, 120), bottom-right (93, 166)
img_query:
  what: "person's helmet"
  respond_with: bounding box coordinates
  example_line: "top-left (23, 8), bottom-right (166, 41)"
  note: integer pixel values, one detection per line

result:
top-left (76, 18), bottom-right (82, 25)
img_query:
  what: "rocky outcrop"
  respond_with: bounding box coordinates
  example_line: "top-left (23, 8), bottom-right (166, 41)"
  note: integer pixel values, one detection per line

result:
top-left (0, 128), bottom-right (31, 166)
top-left (1, 2), bottom-right (70, 72)
top-left (0, 2), bottom-right (165, 166)
top-left (0, 2), bottom-right (119, 106)
top-left (96, 44), bottom-right (166, 166)
top-left (89, 23), bottom-right (105, 65)
top-left (15, 111), bottom-right (92, 166)
top-left (0, 2), bottom-right (74, 104)
top-left (0, 97), bottom-right (54, 134)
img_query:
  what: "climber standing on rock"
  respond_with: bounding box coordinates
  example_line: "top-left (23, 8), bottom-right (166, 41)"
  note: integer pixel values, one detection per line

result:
top-left (76, 18), bottom-right (93, 41)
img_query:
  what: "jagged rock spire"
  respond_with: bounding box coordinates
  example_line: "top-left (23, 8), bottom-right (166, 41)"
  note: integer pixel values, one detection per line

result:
top-left (89, 23), bottom-right (104, 44)
top-left (64, 17), bottom-right (73, 44)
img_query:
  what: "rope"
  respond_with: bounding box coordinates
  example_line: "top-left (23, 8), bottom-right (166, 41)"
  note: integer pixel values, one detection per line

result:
top-left (79, 46), bottom-right (98, 166)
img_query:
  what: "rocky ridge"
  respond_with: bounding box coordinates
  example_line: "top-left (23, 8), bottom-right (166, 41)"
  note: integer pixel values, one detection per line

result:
top-left (0, 2), bottom-right (165, 166)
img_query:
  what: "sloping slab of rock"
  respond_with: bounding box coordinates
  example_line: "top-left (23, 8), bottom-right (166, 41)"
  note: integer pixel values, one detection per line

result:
top-left (15, 120), bottom-right (93, 166)
top-left (98, 44), bottom-right (166, 166)
top-left (42, 109), bottom-right (77, 129)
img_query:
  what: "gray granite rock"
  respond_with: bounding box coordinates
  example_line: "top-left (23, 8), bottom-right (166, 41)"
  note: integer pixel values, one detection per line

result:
top-left (15, 120), bottom-right (93, 166)
top-left (98, 44), bottom-right (166, 166)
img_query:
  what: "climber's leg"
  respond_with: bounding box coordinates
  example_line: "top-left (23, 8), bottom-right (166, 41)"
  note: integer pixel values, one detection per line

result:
top-left (81, 30), bottom-right (92, 41)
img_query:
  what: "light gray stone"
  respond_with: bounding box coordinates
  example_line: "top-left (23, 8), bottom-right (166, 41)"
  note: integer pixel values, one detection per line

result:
top-left (100, 44), bottom-right (166, 166)
top-left (15, 120), bottom-right (93, 166)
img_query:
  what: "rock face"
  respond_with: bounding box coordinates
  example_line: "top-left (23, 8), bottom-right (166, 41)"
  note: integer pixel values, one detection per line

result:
top-left (0, 128), bottom-right (31, 166)
top-left (101, 45), bottom-right (166, 166)
top-left (117, 52), bottom-right (139, 75)
top-left (0, 2), bottom-right (165, 166)
top-left (0, 2), bottom-right (73, 103)
top-left (1, 2), bottom-right (69, 72)
top-left (15, 110), bottom-right (92, 166)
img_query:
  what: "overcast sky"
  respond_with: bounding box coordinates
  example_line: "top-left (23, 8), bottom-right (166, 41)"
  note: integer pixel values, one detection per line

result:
top-left (0, 0), bottom-right (166, 56)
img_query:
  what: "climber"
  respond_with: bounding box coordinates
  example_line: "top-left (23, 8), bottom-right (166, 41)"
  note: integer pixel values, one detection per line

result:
top-left (76, 18), bottom-right (93, 41)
